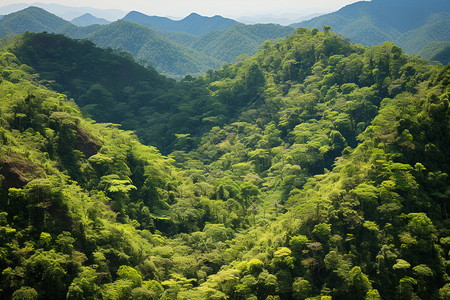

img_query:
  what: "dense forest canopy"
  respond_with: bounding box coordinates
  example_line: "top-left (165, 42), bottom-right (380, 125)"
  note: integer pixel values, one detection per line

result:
top-left (0, 26), bottom-right (449, 300)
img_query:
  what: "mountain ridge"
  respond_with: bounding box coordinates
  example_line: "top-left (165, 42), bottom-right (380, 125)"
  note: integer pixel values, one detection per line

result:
top-left (122, 10), bottom-right (240, 35)
top-left (0, 7), bottom-right (294, 76)
top-left (0, 2), bottom-right (126, 20)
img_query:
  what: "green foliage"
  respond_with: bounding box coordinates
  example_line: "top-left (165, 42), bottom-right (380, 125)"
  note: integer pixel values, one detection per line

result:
top-left (0, 25), bottom-right (448, 300)
top-left (292, 277), bottom-right (312, 300)
top-left (247, 259), bottom-right (264, 275)
top-left (12, 286), bottom-right (38, 300)
top-left (117, 265), bottom-right (142, 287)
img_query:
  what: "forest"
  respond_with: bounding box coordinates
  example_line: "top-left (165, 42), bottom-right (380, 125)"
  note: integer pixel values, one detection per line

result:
top-left (0, 26), bottom-right (449, 300)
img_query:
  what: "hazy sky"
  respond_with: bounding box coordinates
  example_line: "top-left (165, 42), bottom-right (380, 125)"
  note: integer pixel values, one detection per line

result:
top-left (1, 0), bottom-right (363, 18)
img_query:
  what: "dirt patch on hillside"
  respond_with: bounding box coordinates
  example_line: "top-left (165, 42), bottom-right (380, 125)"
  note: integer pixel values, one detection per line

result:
top-left (76, 126), bottom-right (101, 158)
top-left (0, 156), bottom-right (44, 188)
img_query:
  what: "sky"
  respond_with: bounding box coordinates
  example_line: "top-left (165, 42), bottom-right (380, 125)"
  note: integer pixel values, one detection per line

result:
top-left (0, 0), bottom-right (363, 19)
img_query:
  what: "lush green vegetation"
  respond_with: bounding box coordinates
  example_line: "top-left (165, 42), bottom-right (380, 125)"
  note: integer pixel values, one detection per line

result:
top-left (292, 0), bottom-right (450, 65)
top-left (8, 31), bottom-right (247, 154)
top-left (0, 27), bottom-right (449, 300)
top-left (165, 24), bottom-right (293, 63)
top-left (416, 41), bottom-right (450, 65)
top-left (81, 20), bottom-right (224, 77)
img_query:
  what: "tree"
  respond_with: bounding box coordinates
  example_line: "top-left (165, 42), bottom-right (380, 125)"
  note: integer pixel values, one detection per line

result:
top-left (397, 277), bottom-right (417, 300)
top-left (66, 266), bottom-right (100, 300)
top-left (292, 277), bottom-right (312, 300)
top-left (347, 266), bottom-right (372, 299)
top-left (56, 231), bottom-right (75, 255)
top-left (12, 287), bottom-right (38, 300)
top-left (239, 182), bottom-right (259, 209)
top-left (248, 259), bottom-right (264, 275)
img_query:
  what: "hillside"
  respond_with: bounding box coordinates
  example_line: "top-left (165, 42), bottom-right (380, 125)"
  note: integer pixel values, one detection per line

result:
top-left (396, 12), bottom-right (450, 54)
top-left (9, 31), bottom-right (223, 152)
top-left (123, 11), bottom-right (239, 35)
top-left (292, 0), bottom-right (450, 63)
top-left (417, 41), bottom-right (450, 65)
top-left (0, 43), bottom-right (190, 300)
top-left (82, 20), bottom-right (223, 76)
top-left (172, 24), bottom-right (294, 63)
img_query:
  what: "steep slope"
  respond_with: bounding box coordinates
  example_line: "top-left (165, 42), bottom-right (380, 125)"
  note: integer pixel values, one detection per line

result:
top-left (123, 11), bottom-right (239, 35)
top-left (292, 0), bottom-right (450, 63)
top-left (71, 13), bottom-right (111, 26)
top-left (0, 45), bottom-right (199, 300)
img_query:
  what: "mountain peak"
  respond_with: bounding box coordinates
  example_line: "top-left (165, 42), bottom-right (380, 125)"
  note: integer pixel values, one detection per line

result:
top-left (71, 12), bottom-right (110, 26)
top-left (125, 10), bottom-right (146, 17)
top-left (0, 5), bottom-right (73, 34)
top-left (184, 12), bottom-right (202, 19)
top-left (21, 6), bottom-right (50, 14)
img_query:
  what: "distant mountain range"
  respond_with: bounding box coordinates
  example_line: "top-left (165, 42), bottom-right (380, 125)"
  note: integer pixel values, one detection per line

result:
top-left (0, 0), bottom-right (448, 77)
top-left (123, 11), bottom-right (239, 35)
top-left (237, 13), bottom-right (323, 26)
top-left (291, 0), bottom-right (450, 62)
top-left (0, 7), bottom-right (293, 76)
top-left (0, 2), bottom-right (126, 21)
